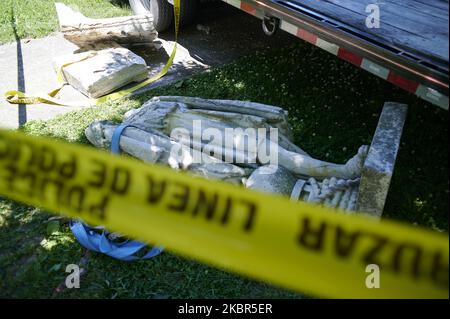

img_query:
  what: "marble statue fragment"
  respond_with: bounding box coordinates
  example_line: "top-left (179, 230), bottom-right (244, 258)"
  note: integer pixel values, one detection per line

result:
top-left (53, 47), bottom-right (148, 98)
top-left (86, 96), bottom-right (370, 210)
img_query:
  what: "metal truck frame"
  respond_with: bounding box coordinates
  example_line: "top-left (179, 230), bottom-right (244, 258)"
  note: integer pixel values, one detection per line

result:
top-left (129, 0), bottom-right (449, 109)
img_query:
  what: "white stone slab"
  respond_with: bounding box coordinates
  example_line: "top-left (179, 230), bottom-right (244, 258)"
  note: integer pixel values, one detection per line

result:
top-left (53, 47), bottom-right (148, 98)
top-left (357, 102), bottom-right (408, 217)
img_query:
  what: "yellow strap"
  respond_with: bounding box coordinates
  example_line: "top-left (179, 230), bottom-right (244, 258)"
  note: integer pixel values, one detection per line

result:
top-left (4, 0), bottom-right (180, 107)
top-left (55, 51), bottom-right (99, 84)
top-left (0, 128), bottom-right (447, 299)
top-left (94, 43), bottom-right (177, 105)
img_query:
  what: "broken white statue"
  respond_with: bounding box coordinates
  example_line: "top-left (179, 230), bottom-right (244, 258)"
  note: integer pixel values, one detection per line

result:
top-left (85, 96), bottom-right (369, 210)
top-left (246, 165), bottom-right (360, 212)
top-left (55, 3), bottom-right (158, 47)
top-left (53, 47), bottom-right (148, 98)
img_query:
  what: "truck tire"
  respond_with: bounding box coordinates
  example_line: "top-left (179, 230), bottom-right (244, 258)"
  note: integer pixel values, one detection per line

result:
top-left (179, 0), bottom-right (199, 27)
top-left (129, 0), bottom-right (173, 32)
top-left (129, 0), bottom-right (199, 32)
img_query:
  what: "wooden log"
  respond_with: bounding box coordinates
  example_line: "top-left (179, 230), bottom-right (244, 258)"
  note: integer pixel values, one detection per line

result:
top-left (55, 2), bottom-right (158, 47)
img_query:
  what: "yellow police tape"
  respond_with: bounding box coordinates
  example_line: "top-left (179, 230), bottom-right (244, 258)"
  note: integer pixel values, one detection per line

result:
top-left (0, 129), bottom-right (448, 298)
top-left (4, 0), bottom-right (180, 107)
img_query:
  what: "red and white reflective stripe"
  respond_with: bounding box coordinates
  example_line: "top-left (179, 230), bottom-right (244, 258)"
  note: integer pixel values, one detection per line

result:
top-left (415, 85), bottom-right (449, 107)
top-left (223, 0), bottom-right (449, 110)
top-left (283, 19), bottom-right (449, 110)
top-left (225, 0), bottom-right (260, 17)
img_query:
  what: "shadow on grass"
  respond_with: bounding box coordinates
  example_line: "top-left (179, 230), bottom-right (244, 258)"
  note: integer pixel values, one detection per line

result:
top-left (10, 2), bottom-right (27, 126)
top-left (109, 0), bottom-right (132, 9)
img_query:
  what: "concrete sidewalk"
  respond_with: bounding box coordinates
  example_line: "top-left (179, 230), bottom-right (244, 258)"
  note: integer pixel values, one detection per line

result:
top-left (0, 2), bottom-right (294, 129)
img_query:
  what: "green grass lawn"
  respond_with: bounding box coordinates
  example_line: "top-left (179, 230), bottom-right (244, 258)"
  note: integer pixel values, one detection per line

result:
top-left (0, 40), bottom-right (447, 298)
top-left (0, 0), bottom-right (131, 44)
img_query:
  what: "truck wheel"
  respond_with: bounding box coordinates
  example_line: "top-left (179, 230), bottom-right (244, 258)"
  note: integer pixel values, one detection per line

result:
top-left (129, 0), bottom-right (199, 32)
top-left (129, 0), bottom-right (173, 32)
top-left (179, 0), bottom-right (199, 27)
